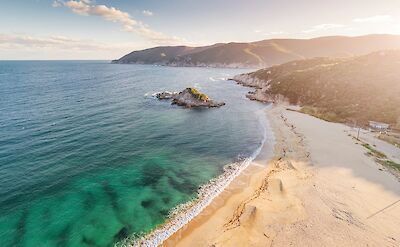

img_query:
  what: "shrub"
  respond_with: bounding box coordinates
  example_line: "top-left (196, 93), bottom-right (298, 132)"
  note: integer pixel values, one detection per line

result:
top-left (188, 87), bottom-right (209, 101)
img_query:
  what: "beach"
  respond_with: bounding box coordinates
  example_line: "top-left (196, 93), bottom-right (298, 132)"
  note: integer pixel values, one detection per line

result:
top-left (0, 62), bottom-right (264, 247)
top-left (162, 104), bottom-right (400, 247)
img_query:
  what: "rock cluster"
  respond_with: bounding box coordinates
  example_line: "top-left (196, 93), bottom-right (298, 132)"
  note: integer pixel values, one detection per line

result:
top-left (155, 91), bottom-right (178, 99)
top-left (157, 87), bottom-right (225, 108)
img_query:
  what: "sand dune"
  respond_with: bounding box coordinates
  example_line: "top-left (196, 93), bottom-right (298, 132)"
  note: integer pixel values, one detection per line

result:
top-left (163, 105), bottom-right (400, 247)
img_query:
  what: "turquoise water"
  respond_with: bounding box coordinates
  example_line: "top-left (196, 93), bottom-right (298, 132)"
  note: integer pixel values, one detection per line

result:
top-left (0, 61), bottom-right (266, 247)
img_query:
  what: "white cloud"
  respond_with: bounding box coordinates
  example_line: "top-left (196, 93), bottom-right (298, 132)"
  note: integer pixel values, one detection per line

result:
top-left (55, 1), bottom-right (183, 45)
top-left (0, 33), bottom-right (147, 59)
top-left (302, 23), bottom-right (344, 33)
top-left (142, 10), bottom-right (154, 16)
top-left (0, 33), bottom-right (134, 51)
top-left (353, 15), bottom-right (392, 23)
top-left (52, 0), bottom-right (63, 7)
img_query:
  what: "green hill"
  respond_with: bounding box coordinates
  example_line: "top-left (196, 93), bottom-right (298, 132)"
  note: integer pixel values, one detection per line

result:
top-left (234, 50), bottom-right (400, 125)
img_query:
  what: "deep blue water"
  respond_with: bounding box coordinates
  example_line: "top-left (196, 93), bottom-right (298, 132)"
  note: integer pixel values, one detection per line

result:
top-left (0, 61), bottom-right (266, 247)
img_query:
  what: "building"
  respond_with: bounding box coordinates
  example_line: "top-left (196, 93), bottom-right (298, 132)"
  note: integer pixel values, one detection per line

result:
top-left (369, 121), bottom-right (390, 130)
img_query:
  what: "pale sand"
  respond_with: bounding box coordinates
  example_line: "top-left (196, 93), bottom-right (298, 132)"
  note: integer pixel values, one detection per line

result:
top-left (162, 105), bottom-right (400, 247)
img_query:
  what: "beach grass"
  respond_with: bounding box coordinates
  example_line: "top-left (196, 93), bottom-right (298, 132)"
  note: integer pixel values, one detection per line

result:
top-left (297, 106), bottom-right (342, 123)
top-left (362, 143), bottom-right (387, 159)
top-left (361, 143), bottom-right (400, 174)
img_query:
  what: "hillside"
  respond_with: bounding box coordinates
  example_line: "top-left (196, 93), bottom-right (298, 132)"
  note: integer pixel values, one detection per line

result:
top-left (233, 50), bottom-right (400, 125)
top-left (112, 34), bottom-right (400, 68)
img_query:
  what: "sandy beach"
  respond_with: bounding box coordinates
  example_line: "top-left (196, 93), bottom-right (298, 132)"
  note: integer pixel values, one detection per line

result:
top-left (162, 104), bottom-right (400, 247)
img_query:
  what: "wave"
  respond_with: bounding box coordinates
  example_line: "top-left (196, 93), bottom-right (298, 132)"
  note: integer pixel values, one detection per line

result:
top-left (194, 83), bottom-right (202, 89)
top-left (144, 91), bottom-right (180, 98)
top-left (118, 106), bottom-right (271, 247)
top-left (208, 77), bottom-right (227, 82)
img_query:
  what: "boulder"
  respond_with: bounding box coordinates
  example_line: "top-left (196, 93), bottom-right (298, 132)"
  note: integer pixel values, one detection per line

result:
top-left (155, 91), bottom-right (178, 99)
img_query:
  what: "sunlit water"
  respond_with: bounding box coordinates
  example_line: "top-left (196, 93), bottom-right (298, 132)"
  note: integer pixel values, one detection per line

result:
top-left (0, 61), bottom-right (267, 247)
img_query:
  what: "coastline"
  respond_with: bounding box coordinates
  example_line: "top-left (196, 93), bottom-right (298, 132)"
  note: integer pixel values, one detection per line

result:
top-left (164, 104), bottom-right (400, 247)
top-left (124, 106), bottom-right (273, 246)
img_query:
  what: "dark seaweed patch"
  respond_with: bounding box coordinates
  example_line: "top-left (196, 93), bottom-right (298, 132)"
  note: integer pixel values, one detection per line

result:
top-left (162, 197), bottom-right (171, 204)
top-left (56, 225), bottom-right (72, 247)
top-left (101, 182), bottom-right (127, 226)
top-left (120, 177), bottom-right (140, 188)
top-left (159, 209), bottom-right (170, 217)
top-left (113, 227), bottom-right (129, 242)
top-left (141, 199), bottom-right (154, 208)
top-left (82, 191), bottom-right (96, 211)
top-left (81, 236), bottom-right (99, 247)
top-left (167, 176), bottom-right (198, 195)
top-left (140, 163), bottom-right (165, 186)
top-left (101, 182), bottom-right (119, 212)
top-left (100, 181), bottom-right (133, 241)
top-left (13, 209), bottom-right (28, 247)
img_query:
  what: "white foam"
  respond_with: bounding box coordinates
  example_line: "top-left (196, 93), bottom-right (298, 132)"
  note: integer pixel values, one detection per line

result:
top-left (194, 83), bottom-right (202, 89)
top-left (121, 106), bottom-right (271, 247)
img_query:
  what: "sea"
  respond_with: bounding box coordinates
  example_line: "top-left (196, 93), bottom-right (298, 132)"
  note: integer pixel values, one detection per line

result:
top-left (0, 61), bottom-right (268, 247)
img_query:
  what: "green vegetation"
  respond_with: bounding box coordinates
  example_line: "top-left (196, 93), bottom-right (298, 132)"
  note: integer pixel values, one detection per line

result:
top-left (361, 142), bottom-right (400, 174)
top-left (246, 51), bottom-right (400, 126)
top-left (188, 87), bottom-right (209, 101)
top-left (300, 106), bottom-right (341, 123)
top-left (362, 143), bottom-right (387, 159)
top-left (384, 160), bottom-right (400, 172)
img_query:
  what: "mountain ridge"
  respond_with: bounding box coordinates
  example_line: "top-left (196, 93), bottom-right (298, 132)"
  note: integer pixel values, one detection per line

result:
top-left (112, 34), bottom-right (400, 68)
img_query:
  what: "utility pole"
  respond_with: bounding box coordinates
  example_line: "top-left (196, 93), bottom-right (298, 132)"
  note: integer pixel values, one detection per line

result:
top-left (355, 120), bottom-right (360, 141)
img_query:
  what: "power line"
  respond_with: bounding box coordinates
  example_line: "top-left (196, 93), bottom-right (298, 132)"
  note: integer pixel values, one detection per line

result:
top-left (366, 199), bottom-right (400, 219)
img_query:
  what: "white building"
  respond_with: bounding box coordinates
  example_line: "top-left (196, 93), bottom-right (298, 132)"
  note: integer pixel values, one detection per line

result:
top-left (369, 121), bottom-right (390, 130)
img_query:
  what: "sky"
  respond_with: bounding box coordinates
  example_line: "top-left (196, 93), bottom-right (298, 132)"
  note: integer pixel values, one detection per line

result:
top-left (0, 0), bottom-right (399, 60)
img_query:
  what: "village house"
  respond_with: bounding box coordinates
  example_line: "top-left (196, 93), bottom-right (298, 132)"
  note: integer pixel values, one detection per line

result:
top-left (369, 121), bottom-right (390, 131)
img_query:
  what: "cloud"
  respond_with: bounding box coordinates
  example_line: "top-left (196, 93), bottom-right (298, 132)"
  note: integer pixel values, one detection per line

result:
top-left (302, 23), bottom-right (344, 33)
top-left (0, 33), bottom-right (147, 59)
top-left (142, 10), bottom-right (154, 16)
top-left (353, 15), bottom-right (392, 23)
top-left (55, 1), bottom-right (183, 45)
top-left (0, 33), bottom-right (134, 51)
top-left (52, 0), bottom-right (63, 7)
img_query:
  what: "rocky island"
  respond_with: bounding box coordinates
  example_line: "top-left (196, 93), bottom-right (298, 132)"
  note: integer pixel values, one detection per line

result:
top-left (156, 88), bottom-right (225, 108)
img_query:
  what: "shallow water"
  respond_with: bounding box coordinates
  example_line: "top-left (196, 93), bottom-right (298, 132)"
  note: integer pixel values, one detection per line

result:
top-left (0, 61), bottom-right (266, 247)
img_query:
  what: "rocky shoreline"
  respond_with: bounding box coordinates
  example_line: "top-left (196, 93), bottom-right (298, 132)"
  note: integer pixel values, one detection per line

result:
top-left (230, 75), bottom-right (271, 103)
